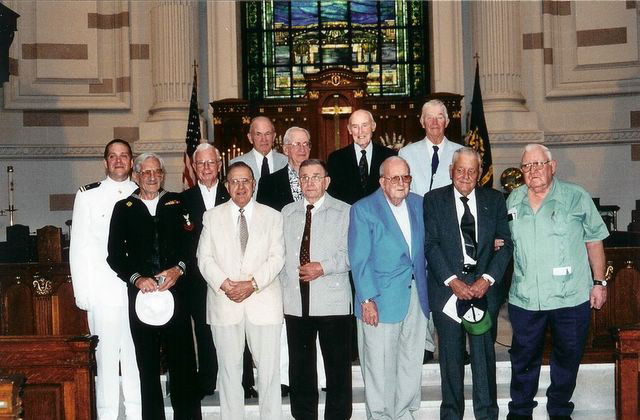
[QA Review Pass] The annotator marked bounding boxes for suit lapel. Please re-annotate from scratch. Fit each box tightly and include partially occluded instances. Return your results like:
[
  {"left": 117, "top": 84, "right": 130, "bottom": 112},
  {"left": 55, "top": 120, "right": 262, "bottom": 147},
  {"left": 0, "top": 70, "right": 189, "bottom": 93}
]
[
  {"left": 445, "top": 185, "right": 465, "bottom": 260},
  {"left": 475, "top": 187, "right": 490, "bottom": 253}
]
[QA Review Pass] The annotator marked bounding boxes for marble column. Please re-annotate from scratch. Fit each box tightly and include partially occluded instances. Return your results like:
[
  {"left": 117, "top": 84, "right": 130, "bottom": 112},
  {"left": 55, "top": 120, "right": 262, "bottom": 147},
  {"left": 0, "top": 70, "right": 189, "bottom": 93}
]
[
  {"left": 148, "top": 0, "right": 199, "bottom": 121},
  {"left": 471, "top": 0, "right": 541, "bottom": 135}
]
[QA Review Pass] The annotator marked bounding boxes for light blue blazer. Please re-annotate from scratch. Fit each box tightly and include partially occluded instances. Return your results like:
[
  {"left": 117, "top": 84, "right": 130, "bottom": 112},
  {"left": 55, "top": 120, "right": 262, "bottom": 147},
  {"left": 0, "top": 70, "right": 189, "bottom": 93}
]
[
  {"left": 398, "top": 137, "right": 463, "bottom": 196},
  {"left": 348, "top": 188, "right": 429, "bottom": 323}
]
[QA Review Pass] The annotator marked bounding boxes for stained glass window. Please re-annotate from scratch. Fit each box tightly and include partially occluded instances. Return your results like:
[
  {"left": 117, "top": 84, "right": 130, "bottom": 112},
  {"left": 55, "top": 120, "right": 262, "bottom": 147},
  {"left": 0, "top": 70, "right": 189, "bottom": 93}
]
[{"left": 242, "top": 1, "right": 430, "bottom": 100}]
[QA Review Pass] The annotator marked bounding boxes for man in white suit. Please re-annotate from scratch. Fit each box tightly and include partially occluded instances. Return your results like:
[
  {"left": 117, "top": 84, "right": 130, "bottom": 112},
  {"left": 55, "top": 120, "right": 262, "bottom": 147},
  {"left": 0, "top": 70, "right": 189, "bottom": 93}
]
[
  {"left": 399, "top": 99, "right": 463, "bottom": 361},
  {"left": 69, "top": 139, "right": 141, "bottom": 420},
  {"left": 229, "top": 116, "right": 288, "bottom": 191},
  {"left": 281, "top": 159, "right": 352, "bottom": 420},
  {"left": 197, "top": 161, "right": 285, "bottom": 420}
]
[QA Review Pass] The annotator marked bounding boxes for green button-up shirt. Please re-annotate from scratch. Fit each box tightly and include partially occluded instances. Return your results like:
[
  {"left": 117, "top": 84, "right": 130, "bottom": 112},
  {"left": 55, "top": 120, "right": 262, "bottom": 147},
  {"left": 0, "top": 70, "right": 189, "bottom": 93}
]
[{"left": 506, "top": 179, "right": 608, "bottom": 310}]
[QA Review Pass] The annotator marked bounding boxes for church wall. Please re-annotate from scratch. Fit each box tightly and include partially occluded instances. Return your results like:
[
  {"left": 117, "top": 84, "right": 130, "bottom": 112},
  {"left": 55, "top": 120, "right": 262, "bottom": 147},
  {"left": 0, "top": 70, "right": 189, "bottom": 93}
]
[{"left": 0, "top": 1, "right": 639, "bottom": 241}]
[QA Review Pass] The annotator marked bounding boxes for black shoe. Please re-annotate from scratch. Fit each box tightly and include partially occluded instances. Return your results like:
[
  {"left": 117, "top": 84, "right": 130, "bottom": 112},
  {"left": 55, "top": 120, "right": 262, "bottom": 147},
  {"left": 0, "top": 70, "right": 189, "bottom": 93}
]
[
  {"left": 549, "top": 416, "right": 572, "bottom": 420},
  {"left": 506, "top": 414, "right": 533, "bottom": 420},
  {"left": 463, "top": 350, "right": 471, "bottom": 365},
  {"left": 423, "top": 350, "right": 434, "bottom": 364},
  {"left": 244, "top": 386, "right": 258, "bottom": 399},
  {"left": 200, "top": 387, "right": 216, "bottom": 398},
  {"left": 281, "top": 384, "right": 290, "bottom": 397}
]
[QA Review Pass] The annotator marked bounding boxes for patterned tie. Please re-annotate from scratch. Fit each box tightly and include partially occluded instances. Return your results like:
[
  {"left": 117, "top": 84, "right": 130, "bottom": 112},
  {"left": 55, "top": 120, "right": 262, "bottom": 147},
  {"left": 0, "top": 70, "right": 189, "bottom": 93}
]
[
  {"left": 239, "top": 208, "right": 248, "bottom": 256},
  {"left": 299, "top": 204, "right": 314, "bottom": 316},
  {"left": 460, "top": 196, "right": 477, "bottom": 260},
  {"left": 430, "top": 145, "right": 439, "bottom": 191},
  {"left": 261, "top": 156, "right": 269, "bottom": 178},
  {"left": 358, "top": 149, "right": 368, "bottom": 189}
]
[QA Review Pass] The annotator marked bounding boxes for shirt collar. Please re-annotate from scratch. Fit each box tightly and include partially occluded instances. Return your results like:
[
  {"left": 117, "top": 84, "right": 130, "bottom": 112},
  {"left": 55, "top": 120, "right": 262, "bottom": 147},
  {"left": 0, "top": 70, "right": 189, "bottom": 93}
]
[
  {"left": 198, "top": 179, "right": 219, "bottom": 192},
  {"left": 353, "top": 141, "right": 373, "bottom": 156},
  {"left": 453, "top": 186, "right": 477, "bottom": 205},
  {"left": 303, "top": 193, "right": 326, "bottom": 212}
]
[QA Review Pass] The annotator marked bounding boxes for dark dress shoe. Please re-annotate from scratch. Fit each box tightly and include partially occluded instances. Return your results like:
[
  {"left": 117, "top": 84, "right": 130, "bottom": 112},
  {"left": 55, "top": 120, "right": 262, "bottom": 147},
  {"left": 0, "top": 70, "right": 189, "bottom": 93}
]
[
  {"left": 244, "top": 386, "right": 258, "bottom": 399},
  {"left": 200, "top": 387, "right": 216, "bottom": 398},
  {"left": 463, "top": 350, "right": 471, "bottom": 365},
  {"left": 281, "top": 384, "right": 290, "bottom": 397},
  {"left": 549, "top": 416, "right": 572, "bottom": 420},
  {"left": 506, "top": 413, "right": 533, "bottom": 420},
  {"left": 423, "top": 350, "right": 434, "bottom": 363}
]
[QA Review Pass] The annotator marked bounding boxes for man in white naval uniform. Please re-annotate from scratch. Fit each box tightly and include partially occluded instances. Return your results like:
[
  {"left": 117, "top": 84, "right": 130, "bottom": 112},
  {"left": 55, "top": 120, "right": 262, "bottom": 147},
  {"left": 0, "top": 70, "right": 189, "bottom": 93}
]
[{"left": 70, "top": 139, "right": 142, "bottom": 420}]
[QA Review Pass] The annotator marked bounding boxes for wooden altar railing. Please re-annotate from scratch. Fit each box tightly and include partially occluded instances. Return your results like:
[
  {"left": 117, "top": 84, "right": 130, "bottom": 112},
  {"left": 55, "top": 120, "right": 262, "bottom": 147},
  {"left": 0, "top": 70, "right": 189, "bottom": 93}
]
[
  {"left": 0, "top": 262, "right": 94, "bottom": 420},
  {"left": 613, "top": 324, "right": 640, "bottom": 420}
]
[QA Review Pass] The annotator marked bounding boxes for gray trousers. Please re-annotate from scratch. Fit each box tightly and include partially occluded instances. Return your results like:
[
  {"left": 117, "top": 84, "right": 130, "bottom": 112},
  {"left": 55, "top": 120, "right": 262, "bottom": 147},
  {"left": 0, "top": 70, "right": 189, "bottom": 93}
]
[{"left": 357, "top": 283, "right": 427, "bottom": 420}]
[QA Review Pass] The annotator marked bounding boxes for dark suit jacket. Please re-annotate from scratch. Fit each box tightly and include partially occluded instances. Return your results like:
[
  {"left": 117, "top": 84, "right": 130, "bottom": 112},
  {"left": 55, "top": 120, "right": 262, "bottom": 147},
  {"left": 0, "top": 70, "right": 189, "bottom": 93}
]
[
  {"left": 180, "top": 182, "right": 230, "bottom": 278},
  {"left": 327, "top": 143, "right": 397, "bottom": 205},
  {"left": 107, "top": 189, "right": 190, "bottom": 295},
  {"left": 256, "top": 165, "right": 294, "bottom": 211},
  {"left": 423, "top": 184, "right": 513, "bottom": 312}
]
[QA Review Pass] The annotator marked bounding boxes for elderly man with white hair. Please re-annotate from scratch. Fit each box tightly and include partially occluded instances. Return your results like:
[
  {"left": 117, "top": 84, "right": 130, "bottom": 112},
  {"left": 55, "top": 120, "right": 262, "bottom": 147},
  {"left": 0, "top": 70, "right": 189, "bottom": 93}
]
[
  {"left": 108, "top": 152, "right": 201, "bottom": 420},
  {"left": 505, "top": 144, "right": 608, "bottom": 420}
]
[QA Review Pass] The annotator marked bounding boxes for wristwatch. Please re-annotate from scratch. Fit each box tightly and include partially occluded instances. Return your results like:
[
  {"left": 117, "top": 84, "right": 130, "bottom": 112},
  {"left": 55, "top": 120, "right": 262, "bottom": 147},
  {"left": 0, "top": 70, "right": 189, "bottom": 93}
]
[
  {"left": 593, "top": 279, "right": 608, "bottom": 287},
  {"left": 361, "top": 298, "right": 374, "bottom": 305}
]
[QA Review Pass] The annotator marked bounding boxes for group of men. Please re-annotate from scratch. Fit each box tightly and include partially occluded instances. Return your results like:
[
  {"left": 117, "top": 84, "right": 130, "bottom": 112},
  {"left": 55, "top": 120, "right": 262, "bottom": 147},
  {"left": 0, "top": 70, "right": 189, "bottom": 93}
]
[{"left": 69, "top": 99, "right": 608, "bottom": 420}]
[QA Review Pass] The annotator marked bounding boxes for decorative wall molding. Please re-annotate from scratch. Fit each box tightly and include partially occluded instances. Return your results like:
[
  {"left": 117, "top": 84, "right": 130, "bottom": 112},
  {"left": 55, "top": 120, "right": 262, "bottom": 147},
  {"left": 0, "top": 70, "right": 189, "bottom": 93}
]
[
  {"left": 3, "top": 0, "right": 132, "bottom": 110},
  {"left": 543, "top": 1, "right": 640, "bottom": 98},
  {"left": 0, "top": 141, "right": 185, "bottom": 160},
  {"left": 490, "top": 128, "right": 640, "bottom": 146}
]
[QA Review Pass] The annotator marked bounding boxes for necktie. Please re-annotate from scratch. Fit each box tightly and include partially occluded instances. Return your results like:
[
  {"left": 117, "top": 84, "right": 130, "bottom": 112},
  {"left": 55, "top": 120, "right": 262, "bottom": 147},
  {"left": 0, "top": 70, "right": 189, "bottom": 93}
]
[
  {"left": 261, "top": 156, "right": 269, "bottom": 178},
  {"left": 430, "top": 145, "right": 439, "bottom": 190},
  {"left": 460, "top": 197, "right": 477, "bottom": 260},
  {"left": 239, "top": 208, "right": 248, "bottom": 256},
  {"left": 299, "top": 204, "right": 314, "bottom": 316},
  {"left": 359, "top": 150, "right": 368, "bottom": 189}
]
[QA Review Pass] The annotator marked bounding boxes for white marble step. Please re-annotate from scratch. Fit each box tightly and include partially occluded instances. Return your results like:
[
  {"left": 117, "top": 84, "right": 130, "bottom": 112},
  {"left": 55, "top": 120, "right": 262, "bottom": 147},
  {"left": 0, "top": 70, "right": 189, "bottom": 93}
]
[{"left": 160, "top": 362, "right": 615, "bottom": 420}]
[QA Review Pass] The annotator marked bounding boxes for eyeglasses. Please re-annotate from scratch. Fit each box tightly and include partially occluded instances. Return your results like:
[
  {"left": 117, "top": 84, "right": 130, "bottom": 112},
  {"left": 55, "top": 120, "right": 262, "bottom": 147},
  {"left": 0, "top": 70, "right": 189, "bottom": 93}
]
[
  {"left": 300, "top": 175, "right": 325, "bottom": 184},
  {"left": 286, "top": 141, "right": 311, "bottom": 149},
  {"left": 520, "top": 160, "right": 551, "bottom": 173},
  {"left": 381, "top": 175, "right": 412, "bottom": 185},
  {"left": 138, "top": 169, "right": 164, "bottom": 178},
  {"left": 195, "top": 159, "right": 221, "bottom": 168},
  {"left": 227, "top": 178, "right": 253, "bottom": 187}
]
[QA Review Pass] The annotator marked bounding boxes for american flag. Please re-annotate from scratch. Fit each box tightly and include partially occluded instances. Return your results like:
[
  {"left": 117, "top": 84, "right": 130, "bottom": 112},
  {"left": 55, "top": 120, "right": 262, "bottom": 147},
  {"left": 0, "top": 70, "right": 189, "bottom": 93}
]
[{"left": 182, "top": 68, "right": 200, "bottom": 189}]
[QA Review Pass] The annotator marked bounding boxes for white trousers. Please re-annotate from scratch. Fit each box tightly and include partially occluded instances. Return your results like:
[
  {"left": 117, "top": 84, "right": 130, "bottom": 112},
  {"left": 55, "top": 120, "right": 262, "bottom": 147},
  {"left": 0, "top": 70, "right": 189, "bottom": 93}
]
[
  {"left": 212, "top": 319, "right": 282, "bottom": 420},
  {"left": 358, "top": 283, "right": 427, "bottom": 420},
  {"left": 88, "top": 303, "right": 141, "bottom": 420}
]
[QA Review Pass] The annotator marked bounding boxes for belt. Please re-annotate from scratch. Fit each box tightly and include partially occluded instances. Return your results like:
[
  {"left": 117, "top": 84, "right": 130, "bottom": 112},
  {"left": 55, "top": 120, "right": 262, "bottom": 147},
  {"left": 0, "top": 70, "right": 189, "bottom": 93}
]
[{"left": 461, "top": 264, "right": 477, "bottom": 275}]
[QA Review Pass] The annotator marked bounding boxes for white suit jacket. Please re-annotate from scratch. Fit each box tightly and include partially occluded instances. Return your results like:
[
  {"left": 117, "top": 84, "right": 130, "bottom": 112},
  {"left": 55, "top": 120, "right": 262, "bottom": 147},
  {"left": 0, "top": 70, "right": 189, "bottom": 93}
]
[
  {"left": 280, "top": 194, "right": 352, "bottom": 317},
  {"left": 69, "top": 177, "right": 137, "bottom": 310},
  {"left": 398, "top": 137, "right": 463, "bottom": 196},
  {"left": 197, "top": 200, "right": 285, "bottom": 326}
]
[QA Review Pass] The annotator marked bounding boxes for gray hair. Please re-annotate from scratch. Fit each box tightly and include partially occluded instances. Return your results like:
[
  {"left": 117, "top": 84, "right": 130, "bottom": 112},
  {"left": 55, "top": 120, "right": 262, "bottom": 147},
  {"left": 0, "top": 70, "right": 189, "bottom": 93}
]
[
  {"left": 193, "top": 143, "right": 221, "bottom": 160},
  {"left": 299, "top": 158, "right": 328, "bottom": 176},
  {"left": 349, "top": 109, "right": 376, "bottom": 126},
  {"left": 451, "top": 147, "right": 482, "bottom": 168},
  {"left": 283, "top": 126, "right": 310, "bottom": 145},
  {"left": 379, "top": 156, "right": 410, "bottom": 177},
  {"left": 421, "top": 99, "right": 449, "bottom": 122},
  {"left": 134, "top": 152, "right": 165, "bottom": 173},
  {"left": 522, "top": 143, "right": 553, "bottom": 162}
]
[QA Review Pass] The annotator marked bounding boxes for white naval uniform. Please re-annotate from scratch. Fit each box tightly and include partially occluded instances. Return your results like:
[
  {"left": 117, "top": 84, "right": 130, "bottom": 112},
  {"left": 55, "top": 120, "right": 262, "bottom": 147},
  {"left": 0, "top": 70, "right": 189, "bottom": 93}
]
[{"left": 69, "top": 176, "right": 142, "bottom": 420}]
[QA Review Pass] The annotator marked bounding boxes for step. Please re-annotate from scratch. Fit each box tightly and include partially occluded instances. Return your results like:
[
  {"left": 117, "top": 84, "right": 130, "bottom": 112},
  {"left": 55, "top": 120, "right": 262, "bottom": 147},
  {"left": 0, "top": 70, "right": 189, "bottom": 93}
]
[{"left": 158, "top": 362, "right": 614, "bottom": 420}]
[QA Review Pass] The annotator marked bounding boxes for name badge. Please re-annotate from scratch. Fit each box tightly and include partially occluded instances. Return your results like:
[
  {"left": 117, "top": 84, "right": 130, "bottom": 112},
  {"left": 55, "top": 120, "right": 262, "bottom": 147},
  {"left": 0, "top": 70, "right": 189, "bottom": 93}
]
[
  {"left": 507, "top": 207, "right": 517, "bottom": 221},
  {"left": 552, "top": 266, "right": 572, "bottom": 276}
]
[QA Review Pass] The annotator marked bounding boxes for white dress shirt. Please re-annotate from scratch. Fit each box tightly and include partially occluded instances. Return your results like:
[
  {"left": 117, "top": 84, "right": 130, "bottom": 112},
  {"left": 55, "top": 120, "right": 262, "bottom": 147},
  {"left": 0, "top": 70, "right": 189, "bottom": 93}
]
[
  {"left": 353, "top": 141, "right": 373, "bottom": 173},
  {"left": 386, "top": 197, "right": 412, "bottom": 258},
  {"left": 198, "top": 180, "right": 219, "bottom": 211}
]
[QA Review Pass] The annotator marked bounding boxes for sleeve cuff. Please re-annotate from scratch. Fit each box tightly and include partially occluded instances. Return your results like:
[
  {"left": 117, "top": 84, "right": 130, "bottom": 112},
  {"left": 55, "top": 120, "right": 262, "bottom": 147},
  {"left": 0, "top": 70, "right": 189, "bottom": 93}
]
[
  {"left": 482, "top": 274, "right": 495, "bottom": 285},
  {"left": 129, "top": 273, "right": 141, "bottom": 285},
  {"left": 444, "top": 275, "right": 456, "bottom": 286},
  {"left": 177, "top": 261, "right": 186, "bottom": 275}
]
